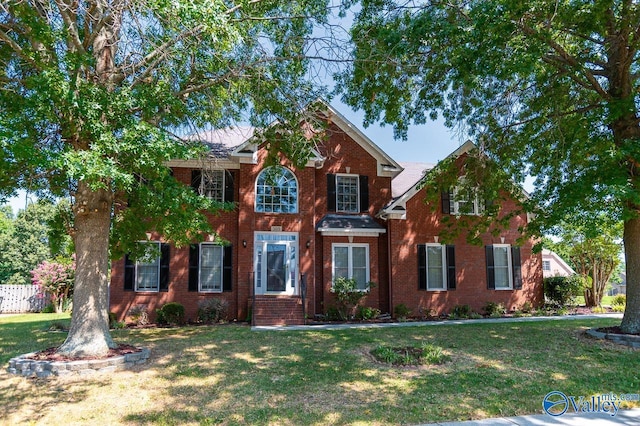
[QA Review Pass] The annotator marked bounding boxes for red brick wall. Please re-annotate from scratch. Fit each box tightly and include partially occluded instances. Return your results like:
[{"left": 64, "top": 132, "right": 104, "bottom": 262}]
[{"left": 388, "top": 187, "right": 543, "bottom": 317}]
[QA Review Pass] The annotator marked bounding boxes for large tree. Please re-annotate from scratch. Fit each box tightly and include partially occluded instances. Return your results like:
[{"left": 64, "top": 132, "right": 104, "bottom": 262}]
[
  {"left": 337, "top": 0, "right": 640, "bottom": 332},
  {"left": 1, "top": 0, "right": 331, "bottom": 356}
]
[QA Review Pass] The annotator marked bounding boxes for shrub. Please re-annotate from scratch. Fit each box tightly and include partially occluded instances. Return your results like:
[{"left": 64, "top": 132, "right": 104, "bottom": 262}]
[
  {"left": 156, "top": 302, "right": 185, "bottom": 325},
  {"left": 127, "top": 304, "right": 149, "bottom": 326},
  {"left": 41, "top": 303, "right": 56, "bottom": 313},
  {"left": 483, "top": 301, "right": 506, "bottom": 318},
  {"left": 449, "top": 304, "right": 473, "bottom": 319},
  {"left": 591, "top": 305, "right": 606, "bottom": 314},
  {"left": 356, "top": 306, "right": 381, "bottom": 320},
  {"left": 544, "top": 275, "right": 584, "bottom": 306},
  {"left": 330, "top": 277, "right": 374, "bottom": 320},
  {"left": 197, "top": 298, "right": 229, "bottom": 324},
  {"left": 612, "top": 304, "right": 625, "bottom": 312},
  {"left": 520, "top": 301, "right": 534, "bottom": 313},
  {"left": 325, "top": 306, "right": 341, "bottom": 321},
  {"left": 108, "top": 311, "right": 118, "bottom": 328},
  {"left": 611, "top": 294, "right": 626, "bottom": 307},
  {"left": 394, "top": 303, "right": 412, "bottom": 319}
]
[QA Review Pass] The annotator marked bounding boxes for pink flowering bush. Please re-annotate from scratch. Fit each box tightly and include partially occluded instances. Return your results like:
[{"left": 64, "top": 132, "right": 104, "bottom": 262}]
[{"left": 31, "top": 257, "right": 75, "bottom": 313}]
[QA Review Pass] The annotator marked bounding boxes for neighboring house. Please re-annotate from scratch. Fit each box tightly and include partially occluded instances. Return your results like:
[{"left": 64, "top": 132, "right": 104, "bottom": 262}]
[
  {"left": 541, "top": 249, "right": 575, "bottom": 278},
  {"left": 109, "top": 101, "right": 543, "bottom": 325}
]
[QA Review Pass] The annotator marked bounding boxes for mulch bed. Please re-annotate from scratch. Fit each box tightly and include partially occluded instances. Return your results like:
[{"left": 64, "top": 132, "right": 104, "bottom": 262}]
[
  {"left": 25, "top": 344, "right": 142, "bottom": 362},
  {"left": 596, "top": 326, "right": 640, "bottom": 336}
]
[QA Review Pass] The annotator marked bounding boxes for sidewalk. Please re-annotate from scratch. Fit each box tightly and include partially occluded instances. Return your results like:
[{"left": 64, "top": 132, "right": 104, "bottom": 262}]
[
  {"left": 419, "top": 408, "right": 640, "bottom": 425},
  {"left": 252, "top": 313, "right": 623, "bottom": 331}
]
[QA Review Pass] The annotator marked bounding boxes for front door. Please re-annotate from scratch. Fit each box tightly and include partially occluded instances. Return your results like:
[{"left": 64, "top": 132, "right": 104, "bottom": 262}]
[{"left": 255, "top": 232, "right": 298, "bottom": 295}]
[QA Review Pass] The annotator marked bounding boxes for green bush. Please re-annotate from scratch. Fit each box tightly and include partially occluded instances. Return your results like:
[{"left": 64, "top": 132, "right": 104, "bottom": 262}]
[
  {"left": 197, "top": 298, "right": 229, "bottom": 324},
  {"left": 520, "top": 301, "right": 534, "bottom": 313},
  {"left": 394, "top": 303, "right": 412, "bottom": 319},
  {"left": 156, "top": 302, "right": 185, "bottom": 325},
  {"left": 41, "top": 303, "right": 56, "bottom": 313},
  {"left": 544, "top": 275, "right": 584, "bottom": 306},
  {"left": 330, "top": 277, "right": 373, "bottom": 320},
  {"left": 483, "top": 301, "right": 506, "bottom": 317},
  {"left": 127, "top": 304, "right": 149, "bottom": 326},
  {"left": 356, "top": 306, "right": 381, "bottom": 320},
  {"left": 449, "top": 304, "right": 473, "bottom": 319},
  {"left": 325, "top": 306, "right": 341, "bottom": 321},
  {"left": 611, "top": 294, "right": 626, "bottom": 307}
]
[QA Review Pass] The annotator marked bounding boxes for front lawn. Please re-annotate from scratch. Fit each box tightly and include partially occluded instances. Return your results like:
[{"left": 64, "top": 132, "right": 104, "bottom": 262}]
[{"left": 1, "top": 314, "right": 638, "bottom": 425}]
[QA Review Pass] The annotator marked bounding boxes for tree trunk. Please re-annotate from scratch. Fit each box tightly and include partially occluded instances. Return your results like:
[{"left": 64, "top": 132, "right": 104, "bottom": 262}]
[
  {"left": 57, "top": 181, "right": 116, "bottom": 357},
  {"left": 621, "top": 217, "right": 640, "bottom": 333}
]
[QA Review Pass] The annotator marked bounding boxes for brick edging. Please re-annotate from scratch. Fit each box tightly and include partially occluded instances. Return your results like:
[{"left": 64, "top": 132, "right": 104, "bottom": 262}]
[{"left": 7, "top": 348, "right": 151, "bottom": 378}]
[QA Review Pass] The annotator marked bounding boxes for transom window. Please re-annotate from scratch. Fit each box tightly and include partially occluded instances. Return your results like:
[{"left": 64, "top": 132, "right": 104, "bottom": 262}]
[
  {"left": 135, "top": 242, "right": 161, "bottom": 292},
  {"left": 199, "top": 243, "right": 223, "bottom": 292},
  {"left": 255, "top": 166, "right": 298, "bottom": 213},
  {"left": 200, "top": 170, "right": 224, "bottom": 202},
  {"left": 332, "top": 243, "right": 370, "bottom": 291},
  {"left": 336, "top": 175, "right": 359, "bottom": 213}
]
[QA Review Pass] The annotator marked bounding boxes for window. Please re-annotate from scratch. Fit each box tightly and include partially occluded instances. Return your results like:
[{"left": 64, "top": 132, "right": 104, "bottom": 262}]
[
  {"left": 486, "top": 245, "right": 522, "bottom": 290},
  {"left": 200, "top": 170, "right": 224, "bottom": 202},
  {"left": 336, "top": 175, "right": 359, "bottom": 212},
  {"left": 188, "top": 244, "right": 233, "bottom": 293},
  {"left": 442, "top": 178, "right": 482, "bottom": 215},
  {"left": 542, "top": 260, "right": 551, "bottom": 271},
  {"left": 255, "top": 166, "right": 298, "bottom": 213},
  {"left": 191, "top": 169, "right": 234, "bottom": 203},
  {"left": 124, "top": 242, "right": 170, "bottom": 292},
  {"left": 199, "top": 244, "right": 223, "bottom": 292},
  {"left": 327, "top": 174, "right": 369, "bottom": 213},
  {"left": 418, "top": 244, "right": 456, "bottom": 291},
  {"left": 332, "top": 244, "right": 370, "bottom": 290}
]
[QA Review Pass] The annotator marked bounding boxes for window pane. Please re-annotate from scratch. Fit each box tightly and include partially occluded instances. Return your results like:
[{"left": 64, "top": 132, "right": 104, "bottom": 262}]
[
  {"left": 427, "top": 246, "right": 443, "bottom": 267},
  {"left": 494, "top": 268, "right": 510, "bottom": 288},
  {"left": 136, "top": 242, "right": 159, "bottom": 291},
  {"left": 200, "top": 245, "right": 222, "bottom": 291},
  {"left": 256, "top": 166, "right": 298, "bottom": 213},
  {"left": 334, "top": 247, "right": 349, "bottom": 268},
  {"left": 427, "top": 245, "right": 444, "bottom": 289},
  {"left": 352, "top": 247, "right": 367, "bottom": 268},
  {"left": 352, "top": 268, "right": 367, "bottom": 290},
  {"left": 428, "top": 268, "right": 444, "bottom": 289},
  {"left": 494, "top": 247, "right": 509, "bottom": 267},
  {"left": 336, "top": 175, "right": 359, "bottom": 212},
  {"left": 201, "top": 170, "right": 224, "bottom": 201}
]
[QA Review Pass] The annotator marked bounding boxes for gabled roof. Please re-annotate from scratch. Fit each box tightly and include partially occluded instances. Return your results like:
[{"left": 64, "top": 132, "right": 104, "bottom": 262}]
[
  {"left": 392, "top": 162, "right": 435, "bottom": 198},
  {"left": 191, "top": 127, "right": 256, "bottom": 157},
  {"left": 379, "top": 140, "right": 476, "bottom": 219}
]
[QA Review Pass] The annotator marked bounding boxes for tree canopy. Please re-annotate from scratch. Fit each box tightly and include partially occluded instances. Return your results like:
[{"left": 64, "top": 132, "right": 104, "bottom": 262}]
[
  {"left": 1, "top": 0, "right": 332, "bottom": 356},
  {"left": 337, "top": 0, "right": 640, "bottom": 332}
]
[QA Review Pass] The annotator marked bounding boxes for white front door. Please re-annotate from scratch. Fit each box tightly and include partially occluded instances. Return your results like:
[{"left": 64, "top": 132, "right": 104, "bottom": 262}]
[{"left": 254, "top": 232, "right": 298, "bottom": 295}]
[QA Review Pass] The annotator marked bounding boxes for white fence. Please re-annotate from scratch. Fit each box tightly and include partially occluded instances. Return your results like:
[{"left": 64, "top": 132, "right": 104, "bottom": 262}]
[{"left": 0, "top": 285, "right": 46, "bottom": 313}]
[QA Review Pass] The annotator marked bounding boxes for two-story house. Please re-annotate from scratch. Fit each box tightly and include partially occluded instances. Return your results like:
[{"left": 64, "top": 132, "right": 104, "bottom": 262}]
[{"left": 109, "top": 102, "right": 543, "bottom": 325}]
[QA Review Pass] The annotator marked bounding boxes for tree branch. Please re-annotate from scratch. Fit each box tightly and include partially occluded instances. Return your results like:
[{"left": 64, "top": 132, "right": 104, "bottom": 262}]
[{"left": 53, "top": 0, "right": 86, "bottom": 55}]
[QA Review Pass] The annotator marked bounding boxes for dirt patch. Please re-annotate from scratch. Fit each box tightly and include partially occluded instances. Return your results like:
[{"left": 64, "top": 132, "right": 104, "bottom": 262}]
[{"left": 25, "top": 344, "right": 142, "bottom": 362}]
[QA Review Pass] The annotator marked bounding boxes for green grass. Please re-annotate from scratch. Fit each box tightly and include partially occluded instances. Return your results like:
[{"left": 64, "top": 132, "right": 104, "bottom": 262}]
[
  {"left": 1, "top": 314, "right": 638, "bottom": 425},
  {"left": 574, "top": 295, "right": 617, "bottom": 306}
]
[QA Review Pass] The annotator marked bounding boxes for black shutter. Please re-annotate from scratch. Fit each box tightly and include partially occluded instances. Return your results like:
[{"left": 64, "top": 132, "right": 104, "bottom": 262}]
[
  {"left": 159, "top": 243, "right": 170, "bottom": 292},
  {"left": 191, "top": 170, "right": 202, "bottom": 194},
  {"left": 124, "top": 255, "right": 134, "bottom": 291},
  {"left": 446, "top": 245, "right": 456, "bottom": 290},
  {"left": 188, "top": 244, "right": 199, "bottom": 292},
  {"left": 441, "top": 190, "right": 451, "bottom": 214},
  {"left": 327, "top": 174, "right": 336, "bottom": 212},
  {"left": 512, "top": 246, "right": 523, "bottom": 289},
  {"left": 486, "top": 245, "right": 495, "bottom": 290},
  {"left": 418, "top": 244, "right": 427, "bottom": 290},
  {"left": 224, "top": 170, "right": 235, "bottom": 203},
  {"left": 223, "top": 245, "right": 233, "bottom": 292},
  {"left": 359, "top": 175, "right": 369, "bottom": 212}
]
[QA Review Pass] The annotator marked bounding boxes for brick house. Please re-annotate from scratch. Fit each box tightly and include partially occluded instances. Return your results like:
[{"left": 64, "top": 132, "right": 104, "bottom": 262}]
[{"left": 109, "top": 102, "right": 543, "bottom": 325}]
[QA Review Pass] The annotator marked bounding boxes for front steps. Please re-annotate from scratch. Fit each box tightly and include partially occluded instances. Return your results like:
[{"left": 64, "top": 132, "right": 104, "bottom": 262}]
[{"left": 252, "top": 295, "right": 305, "bottom": 326}]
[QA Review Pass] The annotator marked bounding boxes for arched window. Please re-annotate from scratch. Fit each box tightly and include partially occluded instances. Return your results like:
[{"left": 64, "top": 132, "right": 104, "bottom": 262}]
[{"left": 255, "top": 166, "right": 298, "bottom": 213}]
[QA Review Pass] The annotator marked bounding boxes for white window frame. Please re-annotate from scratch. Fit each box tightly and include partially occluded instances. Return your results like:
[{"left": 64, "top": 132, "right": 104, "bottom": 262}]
[
  {"left": 450, "top": 177, "right": 482, "bottom": 215},
  {"left": 199, "top": 169, "right": 225, "bottom": 202},
  {"left": 199, "top": 243, "right": 224, "bottom": 293},
  {"left": 135, "top": 241, "right": 161, "bottom": 292},
  {"left": 542, "top": 260, "right": 551, "bottom": 272},
  {"left": 336, "top": 174, "right": 360, "bottom": 213},
  {"left": 425, "top": 243, "right": 447, "bottom": 291},
  {"left": 331, "top": 243, "right": 370, "bottom": 291},
  {"left": 493, "top": 244, "right": 513, "bottom": 290},
  {"left": 255, "top": 166, "right": 298, "bottom": 213}
]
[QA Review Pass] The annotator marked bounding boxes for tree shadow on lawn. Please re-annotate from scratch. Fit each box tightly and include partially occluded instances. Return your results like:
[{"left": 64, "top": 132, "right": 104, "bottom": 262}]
[{"left": 120, "top": 319, "right": 639, "bottom": 425}]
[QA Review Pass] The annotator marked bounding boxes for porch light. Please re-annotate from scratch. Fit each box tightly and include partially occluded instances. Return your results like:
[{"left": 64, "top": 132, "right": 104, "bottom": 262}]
[
  {"left": 306, "top": 240, "right": 311, "bottom": 249},
  {"left": 243, "top": 239, "right": 247, "bottom": 248}
]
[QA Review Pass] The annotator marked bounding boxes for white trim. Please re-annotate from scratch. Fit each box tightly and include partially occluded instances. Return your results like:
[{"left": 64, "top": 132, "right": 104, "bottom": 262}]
[
  {"left": 318, "top": 229, "right": 386, "bottom": 237},
  {"left": 198, "top": 243, "right": 224, "bottom": 293},
  {"left": 492, "top": 244, "right": 513, "bottom": 290},
  {"left": 331, "top": 243, "right": 371, "bottom": 291},
  {"left": 425, "top": 243, "right": 447, "bottom": 291},
  {"left": 254, "top": 232, "right": 298, "bottom": 295}
]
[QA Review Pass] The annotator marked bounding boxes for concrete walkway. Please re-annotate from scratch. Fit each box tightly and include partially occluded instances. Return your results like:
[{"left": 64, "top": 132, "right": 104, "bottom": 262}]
[
  {"left": 252, "top": 313, "right": 623, "bottom": 331},
  {"left": 420, "top": 408, "right": 640, "bottom": 425}
]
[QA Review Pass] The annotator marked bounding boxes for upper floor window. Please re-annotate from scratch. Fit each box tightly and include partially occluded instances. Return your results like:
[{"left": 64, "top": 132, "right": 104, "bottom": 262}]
[
  {"left": 255, "top": 166, "right": 298, "bottom": 213},
  {"left": 442, "top": 178, "right": 482, "bottom": 215},
  {"left": 542, "top": 260, "right": 551, "bottom": 271},
  {"left": 191, "top": 169, "right": 234, "bottom": 203},
  {"left": 336, "top": 175, "right": 360, "bottom": 213},
  {"left": 327, "top": 173, "right": 369, "bottom": 213}
]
